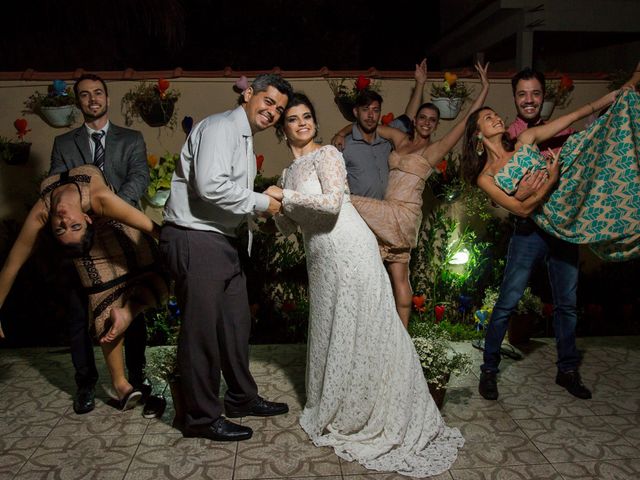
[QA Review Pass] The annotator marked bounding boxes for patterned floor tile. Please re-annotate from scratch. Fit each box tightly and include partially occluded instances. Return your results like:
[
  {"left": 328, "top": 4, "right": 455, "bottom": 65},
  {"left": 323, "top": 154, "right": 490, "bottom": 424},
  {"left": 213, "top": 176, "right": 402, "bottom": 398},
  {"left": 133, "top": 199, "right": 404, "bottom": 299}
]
[
  {"left": 585, "top": 385, "right": 640, "bottom": 415},
  {"left": 340, "top": 457, "right": 454, "bottom": 478},
  {"left": 453, "top": 419, "right": 548, "bottom": 469},
  {"left": 50, "top": 409, "right": 150, "bottom": 436},
  {"left": 0, "top": 436, "right": 43, "bottom": 479},
  {"left": 124, "top": 433, "right": 236, "bottom": 479},
  {"left": 552, "top": 458, "right": 640, "bottom": 479},
  {"left": 0, "top": 378, "right": 72, "bottom": 414},
  {"left": 516, "top": 416, "right": 640, "bottom": 463},
  {"left": 600, "top": 414, "right": 640, "bottom": 444},
  {"left": 441, "top": 390, "right": 512, "bottom": 424},
  {"left": 234, "top": 428, "right": 341, "bottom": 478},
  {"left": 14, "top": 434, "right": 142, "bottom": 479},
  {"left": 0, "top": 406, "right": 64, "bottom": 437},
  {"left": 497, "top": 383, "right": 596, "bottom": 419},
  {"left": 449, "top": 464, "right": 562, "bottom": 479},
  {"left": 241, "top": 408, "right": 304, "bottom": 431}
]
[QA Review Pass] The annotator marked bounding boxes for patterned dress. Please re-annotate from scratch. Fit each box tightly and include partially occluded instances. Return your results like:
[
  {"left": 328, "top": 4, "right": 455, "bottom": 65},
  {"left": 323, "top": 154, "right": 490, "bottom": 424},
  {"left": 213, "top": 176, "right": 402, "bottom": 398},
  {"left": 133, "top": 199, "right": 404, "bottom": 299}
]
[
  {"left": 275, "top": 145, "right": 463, "bottom": 477},
  {"left": 494, "top": 90, "right": 640, "bottom": 261},
  {"left": 40, "top": 165, "right": 165, "bottom": 338},
  {"left": 350, "top": 151, "right": 434, "bottom": 263}
]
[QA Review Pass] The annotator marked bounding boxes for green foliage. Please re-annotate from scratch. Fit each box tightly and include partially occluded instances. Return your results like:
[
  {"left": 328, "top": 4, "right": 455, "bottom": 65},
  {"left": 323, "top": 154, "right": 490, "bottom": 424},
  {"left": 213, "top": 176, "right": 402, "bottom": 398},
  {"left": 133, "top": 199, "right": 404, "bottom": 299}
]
[
  {"left": 482, "top": 286, "right": 543, "bottom": 317},
  {"left": 410, "top": 321, "right": 473, "bottom": 389},
  {"left": 409, "top": 316, "right": 482, "bottom": 341},
  {"left": 146, "top": 153, "right": 178, "bottom": 197},
  {"left": 24, "top": 87, "right": 76, "bottom": 111},
  {"left": 145, "top": 346, "right": 178, "bottom": 383},
  {"left": 430, "top": 77, "right": 472, "bottom": 102},
  {"left": 121, "top": 81, "right": 180, "bottom": 129}
]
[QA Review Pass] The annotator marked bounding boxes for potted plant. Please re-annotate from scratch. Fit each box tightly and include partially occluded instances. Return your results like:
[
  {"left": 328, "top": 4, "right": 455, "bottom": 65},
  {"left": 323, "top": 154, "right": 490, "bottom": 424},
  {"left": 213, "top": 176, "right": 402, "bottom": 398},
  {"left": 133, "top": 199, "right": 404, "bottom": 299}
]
[
  {"left": 541, "top": 74, "right": 574, "bottom": 120},
  {"left": 24, "top": 80, "right": 77, "bottom": 127},
  {"left": 145, "top": 345, "right": 184, "bottom": 428},
  {"left": 0, "top": 119, "right": 32, "bottom": 165},
  {"left": 482, "top": 286, "right": 543, "bottom": 345},
  {"left": 428, "top": 151, "right": 464, "bottom": 203},
  {"left": 145, "top": 153, "right": 178, "bottom": 207},
  {"left": 328, "top": 75, "right": 382, "bottom": 122},
  {"left": 121, "top": 79, "right": 180, "bottom": 129},
  {"left": 430, "top": 72, "right": 472, "bottom": 120},
  {"left": 411, "top": 323, "right": 472, "bottom": 409}
]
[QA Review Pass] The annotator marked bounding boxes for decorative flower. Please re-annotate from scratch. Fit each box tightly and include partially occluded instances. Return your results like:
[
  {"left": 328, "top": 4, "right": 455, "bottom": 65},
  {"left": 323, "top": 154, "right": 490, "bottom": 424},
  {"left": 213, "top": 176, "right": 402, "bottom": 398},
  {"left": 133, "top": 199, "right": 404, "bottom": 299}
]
[
  {"left": 381, "top": 112, "right": 394, "bottom": 125},
  {"left": 434, "top": 305, "right": 445, "bottom": 323},
  {"left": 235, "top": 75, "right": 249, "bottom": 92},
  {"left": 430, "top": 73, "right": 472, "bottom": 101},
  {"left": 147, "top": 154, "right": 159, "bottom": 168},
  {"left": 24, "top": 81, "right": 76, "bottom": 112},
  {"left": 545, "top": 74, "right": 575, "bottom": 109},
  {"left": 256, "top": 154, "right": 265, "bottom": 172},
  {"left": 13, "top": 118, "right": 30, "bottom": 141},
  {"left": 474, "top": 309, "right": 489, "bottom": 329},
  {"left": 412, "top": 293, "right": 426, "bottom": 312},
  {"left": 156, "top": 79, "right": 170, "bottom": 100},
  {"left": 444, "top": 72, "right": 458, "bottom": 86},
  {"left": 428, "top": 152, "right": 463, "bottom": 202},
  {"left": 282, "top": 300, "right": 296, "bottom": 313},
  {"left": 355, "top": 75, "right": 371, "bottom": 91}
]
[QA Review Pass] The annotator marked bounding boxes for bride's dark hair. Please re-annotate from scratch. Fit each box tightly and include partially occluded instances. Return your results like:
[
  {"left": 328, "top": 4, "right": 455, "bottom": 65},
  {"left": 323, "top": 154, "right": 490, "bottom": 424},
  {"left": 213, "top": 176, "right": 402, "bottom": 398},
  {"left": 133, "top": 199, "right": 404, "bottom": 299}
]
[{"left": 275, "top": 92, "right": 319, "bottom": 142}]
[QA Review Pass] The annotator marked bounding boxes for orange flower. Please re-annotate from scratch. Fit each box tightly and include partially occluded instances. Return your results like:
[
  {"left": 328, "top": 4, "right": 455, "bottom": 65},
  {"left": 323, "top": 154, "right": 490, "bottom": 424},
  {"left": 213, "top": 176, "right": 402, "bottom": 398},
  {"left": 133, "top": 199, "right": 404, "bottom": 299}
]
[
  {"left": 444, "top": 72, "right": 457, "bottom": 86},
  {"left": 436, "top": 159, "right": 447, "bottom": 174},
  {"left": 147, "top": 154, "right": 159, "bottom": 168}
]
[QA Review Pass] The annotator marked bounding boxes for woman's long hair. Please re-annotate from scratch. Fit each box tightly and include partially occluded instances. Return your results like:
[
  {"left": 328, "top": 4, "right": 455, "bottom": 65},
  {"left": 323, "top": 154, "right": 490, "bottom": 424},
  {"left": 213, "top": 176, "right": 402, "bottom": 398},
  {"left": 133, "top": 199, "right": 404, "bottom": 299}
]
[{"left": 461, "top": 107, "right": 514, "bottom": 185}]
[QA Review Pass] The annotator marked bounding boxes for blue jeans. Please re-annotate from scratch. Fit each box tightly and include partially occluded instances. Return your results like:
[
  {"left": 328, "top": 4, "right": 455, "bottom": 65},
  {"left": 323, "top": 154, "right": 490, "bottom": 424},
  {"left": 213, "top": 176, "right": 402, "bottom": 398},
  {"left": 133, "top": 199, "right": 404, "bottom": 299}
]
[{"left": 482, "top": 218, "right": 580, "bottom": 374}]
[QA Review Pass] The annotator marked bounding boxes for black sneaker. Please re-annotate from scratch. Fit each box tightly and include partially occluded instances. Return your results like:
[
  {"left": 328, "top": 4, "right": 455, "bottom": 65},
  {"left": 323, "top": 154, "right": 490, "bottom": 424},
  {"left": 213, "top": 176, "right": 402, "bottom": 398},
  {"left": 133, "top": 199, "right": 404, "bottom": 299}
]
[
  {"left": 556, "top": 370, "right": 592, "bottom": 399},
  {"left": 142, "top": 394, "right": 167, "bottom": 419},
  {"left": 479, "top": 370, "right": 499, "bottom": 400}
]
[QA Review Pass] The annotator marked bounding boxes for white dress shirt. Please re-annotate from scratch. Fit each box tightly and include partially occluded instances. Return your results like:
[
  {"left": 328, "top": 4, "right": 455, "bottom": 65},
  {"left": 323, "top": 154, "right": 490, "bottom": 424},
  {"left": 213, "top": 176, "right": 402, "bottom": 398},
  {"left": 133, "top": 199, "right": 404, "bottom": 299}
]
[{"left": 163, "top": 106, "right": 270, "bottom": 237}]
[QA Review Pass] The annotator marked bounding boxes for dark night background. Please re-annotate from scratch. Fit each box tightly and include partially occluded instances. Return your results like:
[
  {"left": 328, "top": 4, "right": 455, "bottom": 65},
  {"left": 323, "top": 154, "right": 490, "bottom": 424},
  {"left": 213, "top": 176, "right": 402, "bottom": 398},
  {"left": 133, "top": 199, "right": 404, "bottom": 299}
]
[{"left": 2, "top": 0, "right": 439, "bottom": 72}]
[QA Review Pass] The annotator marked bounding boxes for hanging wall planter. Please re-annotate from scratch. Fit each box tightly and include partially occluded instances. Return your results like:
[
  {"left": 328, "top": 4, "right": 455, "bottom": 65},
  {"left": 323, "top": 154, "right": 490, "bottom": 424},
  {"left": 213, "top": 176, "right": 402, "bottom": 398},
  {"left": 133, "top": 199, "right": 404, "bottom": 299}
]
[
  {"left": 430, "top": 97, "right": 463, "bottom": 120},
  {"left": 334, "top": 96, "right": 356, "bottom": 122},
  {"left": 39, "top": 105, "right": 77, "bottom": 128},
  {"left": 139, "top": 99, "right": 177, "bottom": 128},
  {"left": 540, "top": 100, "right": 556, "bottom": 120}
]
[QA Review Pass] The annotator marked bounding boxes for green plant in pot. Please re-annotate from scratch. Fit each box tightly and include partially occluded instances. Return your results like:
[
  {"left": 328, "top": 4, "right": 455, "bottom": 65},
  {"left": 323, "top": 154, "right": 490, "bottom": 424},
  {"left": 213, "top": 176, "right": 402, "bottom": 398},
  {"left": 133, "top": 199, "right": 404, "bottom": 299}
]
[
  {"left": 411, "top": 322, "right": 472, "bottom": 409},
  {"left": 482, "top": 286, "right": 543, "bottom": 345},
  {"left": 0, "top": 119, "right": 32, "bottom": 165},
  {"left": 145, "top": 153, "right": 178, "bottom": 207},
  {"left": 121, "top": 79, "right": 180, "bottom": 129},
  {"left": 145, "top": 345, "right": 184, "bottom": 427},
  {"left": 430, "top": 72, "right": 472, "bottom": 120},
  {"left": 24, "top": 80, "right": 77, "bottom": 127}
]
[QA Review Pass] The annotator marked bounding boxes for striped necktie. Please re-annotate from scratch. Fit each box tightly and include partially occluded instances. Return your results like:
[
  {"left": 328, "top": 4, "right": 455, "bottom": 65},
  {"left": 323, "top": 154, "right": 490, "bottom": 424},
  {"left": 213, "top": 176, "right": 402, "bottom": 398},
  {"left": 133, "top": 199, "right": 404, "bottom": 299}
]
[{"left": 92, "top": 131, "right": 105, "bottom": 170}]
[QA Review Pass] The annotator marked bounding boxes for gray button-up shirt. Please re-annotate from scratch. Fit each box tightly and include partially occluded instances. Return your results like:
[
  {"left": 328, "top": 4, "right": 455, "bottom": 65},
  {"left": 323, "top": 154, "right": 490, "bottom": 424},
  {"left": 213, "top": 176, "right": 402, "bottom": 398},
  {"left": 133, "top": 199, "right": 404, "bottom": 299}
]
[
  {"left": 342, "top": 117, "right": 408, "bottom": 199},
  {"left": 163, "top": 106, "right": 270, "bottom": 236}
]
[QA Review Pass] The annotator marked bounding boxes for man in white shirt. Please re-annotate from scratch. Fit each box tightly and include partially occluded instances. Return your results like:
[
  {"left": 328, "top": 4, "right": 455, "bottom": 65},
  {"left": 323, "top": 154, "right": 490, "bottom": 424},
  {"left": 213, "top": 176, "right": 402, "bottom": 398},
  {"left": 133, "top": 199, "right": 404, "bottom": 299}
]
[{"left": 161, "top": 74, "right": 293, "bottom": 441}]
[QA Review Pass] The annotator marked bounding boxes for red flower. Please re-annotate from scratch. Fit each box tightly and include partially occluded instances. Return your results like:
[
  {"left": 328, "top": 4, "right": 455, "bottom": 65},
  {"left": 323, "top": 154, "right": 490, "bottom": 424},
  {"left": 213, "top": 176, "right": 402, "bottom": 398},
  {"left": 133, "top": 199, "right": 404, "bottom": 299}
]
[
  {"left": 434, "top": 305, "right": 445, "bottom": 323},
  {"left": 436, "top": 160, "right": 447, "bottom": 174},
  {"left": 256, "top": 154, "right": 264, "bottom": 172},
  {"left": 13, "top": 118, "right": 30, "bottom": 141},
  {"left": 412, "top": 293, "right": 426, "bottom": 310},
  {"left": 559, "top": 74, "right": 573, "bottom": 91},
  {"left": 157, "top": 79, "right": 170, "bottom": 99},
  {"left": 282, "top": 300, "right": 296, "bottom": 313},
  {"left": 381, "top": 112, "right": 394, "bottom": 125},
  {"left": 355, "top": 75, "right": 371, "bottom": 91}
]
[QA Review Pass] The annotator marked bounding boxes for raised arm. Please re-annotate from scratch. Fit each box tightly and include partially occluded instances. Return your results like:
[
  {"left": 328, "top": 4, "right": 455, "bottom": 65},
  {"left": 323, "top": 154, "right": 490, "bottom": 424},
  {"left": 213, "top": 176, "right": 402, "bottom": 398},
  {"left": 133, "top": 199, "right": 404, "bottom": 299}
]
[
  {"left": 91, "top": 177, "right": 159, "bottom": 238},
  {"left": 0, "top": 201, "right": 48, "bottom": 337},
  {"left": 376, "top": 124, "right": 409, "bottom": 149},
  {"left": 404, "top": 58, "right": 428, "bottom": 120},
  {"left": 425, "top": 62, "right": 490, "bottom": 167},
  {"left": 621, "top": 61, "right": 640, "bottom": 90},
  {"left": 518, "top": 89, "right": 618, "bottom": 146}
]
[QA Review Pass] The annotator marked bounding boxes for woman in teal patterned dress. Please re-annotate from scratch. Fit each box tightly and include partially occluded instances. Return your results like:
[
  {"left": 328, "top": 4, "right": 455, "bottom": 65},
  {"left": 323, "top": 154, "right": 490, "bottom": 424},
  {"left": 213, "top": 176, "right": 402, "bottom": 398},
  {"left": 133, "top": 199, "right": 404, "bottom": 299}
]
[{"left": 461, "top": 82, "right": 639, "bottom": 261}]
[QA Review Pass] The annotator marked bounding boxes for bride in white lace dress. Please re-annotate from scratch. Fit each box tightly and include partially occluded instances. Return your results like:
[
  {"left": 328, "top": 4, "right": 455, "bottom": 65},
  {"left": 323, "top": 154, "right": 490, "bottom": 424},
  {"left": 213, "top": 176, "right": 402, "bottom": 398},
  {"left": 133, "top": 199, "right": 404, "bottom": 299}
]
[{"left": 264, "top": 93, "right": 463, "bottom": 477}]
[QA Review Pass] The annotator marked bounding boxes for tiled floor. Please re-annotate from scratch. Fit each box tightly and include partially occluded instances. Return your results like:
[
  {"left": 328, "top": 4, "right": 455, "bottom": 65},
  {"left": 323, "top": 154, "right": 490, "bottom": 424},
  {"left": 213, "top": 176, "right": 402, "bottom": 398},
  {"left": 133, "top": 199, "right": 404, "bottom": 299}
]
[{"left": 1, "top": 336, "right": 640, "bottom": 479}]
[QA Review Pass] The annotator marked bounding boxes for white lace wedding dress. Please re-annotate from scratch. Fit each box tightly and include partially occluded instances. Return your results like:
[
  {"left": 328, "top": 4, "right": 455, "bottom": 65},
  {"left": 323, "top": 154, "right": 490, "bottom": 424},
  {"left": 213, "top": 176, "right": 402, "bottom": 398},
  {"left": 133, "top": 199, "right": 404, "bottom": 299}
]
[{"left": 275, "top": 145, "right": 464, "bottom": 477}]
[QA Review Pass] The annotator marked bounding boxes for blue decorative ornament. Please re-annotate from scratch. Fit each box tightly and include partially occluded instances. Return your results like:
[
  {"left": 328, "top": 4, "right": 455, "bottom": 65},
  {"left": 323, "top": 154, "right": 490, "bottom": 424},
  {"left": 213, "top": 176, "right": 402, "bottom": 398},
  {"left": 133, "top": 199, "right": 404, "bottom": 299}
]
[
  {"left": 52, "top": 80, "right": 68, "bottom": 96},
  {"left": 474, "top": 309, "right": 489, "bottom": 327},
  {"left": 181, "top": 116, "right": 193, "bottom": 136}
]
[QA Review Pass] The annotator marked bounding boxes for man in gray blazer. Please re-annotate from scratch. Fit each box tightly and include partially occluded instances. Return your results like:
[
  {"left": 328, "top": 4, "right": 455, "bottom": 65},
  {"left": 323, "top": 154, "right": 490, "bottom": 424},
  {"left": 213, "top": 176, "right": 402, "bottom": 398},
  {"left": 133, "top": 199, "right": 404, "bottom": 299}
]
[{"left": 49, "top": 73, "right": 158, "bottom": 416}]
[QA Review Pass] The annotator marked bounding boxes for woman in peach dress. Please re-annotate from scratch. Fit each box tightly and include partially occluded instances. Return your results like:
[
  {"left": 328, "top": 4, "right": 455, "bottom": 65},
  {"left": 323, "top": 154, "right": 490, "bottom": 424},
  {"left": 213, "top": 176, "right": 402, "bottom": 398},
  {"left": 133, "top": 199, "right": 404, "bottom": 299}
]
[{"left": 351, "top": 63, "right": 489, "bottom": 327}]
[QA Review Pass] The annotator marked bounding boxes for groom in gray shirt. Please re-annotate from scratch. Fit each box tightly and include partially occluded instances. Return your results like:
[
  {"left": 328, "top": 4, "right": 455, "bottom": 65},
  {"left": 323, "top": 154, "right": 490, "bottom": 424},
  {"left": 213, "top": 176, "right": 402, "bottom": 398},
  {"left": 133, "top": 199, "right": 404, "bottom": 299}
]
[{"left": 160, "top": 74, "right": 293, "bottom": 442}]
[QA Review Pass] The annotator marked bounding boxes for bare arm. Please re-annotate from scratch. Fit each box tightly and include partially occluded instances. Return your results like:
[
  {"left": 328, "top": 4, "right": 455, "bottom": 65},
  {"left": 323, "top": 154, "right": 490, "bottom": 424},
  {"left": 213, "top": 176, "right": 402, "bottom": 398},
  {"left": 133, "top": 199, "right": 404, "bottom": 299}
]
[
  {"left": 425, "top": 62, "right": 490, "bottom": 167},
  {"left": 331, "top": 123, "right": 353, "bottom": 151},
  {"left": 621, "top": 61, "right": 640, "bottom": 90},
  {"left": 518, "top": 90, "right": 618, "bottom": 146},
  {"left": 0, "top": 201, "right": 48, "bottom": 337},
  {"left": 376, "top": 124, "right": 409, "bottom": 149},
  {"left": 91, "top": 178, "right": 159, "bottom": 238},
  {"left": 404, "top": 58, "right": 427, "bottom": 120},
  {"left": 477, "top": 150, "right": 560, "bottom": 217}
]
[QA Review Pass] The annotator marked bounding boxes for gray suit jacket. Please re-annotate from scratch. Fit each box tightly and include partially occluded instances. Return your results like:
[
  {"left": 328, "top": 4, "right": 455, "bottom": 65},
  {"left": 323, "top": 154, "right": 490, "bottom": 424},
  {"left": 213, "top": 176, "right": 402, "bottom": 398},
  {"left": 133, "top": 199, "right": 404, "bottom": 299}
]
[{"left": 49, "top": 123, "right": 149, "bottom": 205}]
